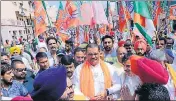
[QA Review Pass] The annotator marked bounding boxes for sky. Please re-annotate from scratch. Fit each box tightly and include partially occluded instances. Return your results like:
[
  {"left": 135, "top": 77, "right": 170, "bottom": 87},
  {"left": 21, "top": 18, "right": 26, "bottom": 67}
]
[{"left": 47, "top": 1, "right": 108, "bottom": 9}]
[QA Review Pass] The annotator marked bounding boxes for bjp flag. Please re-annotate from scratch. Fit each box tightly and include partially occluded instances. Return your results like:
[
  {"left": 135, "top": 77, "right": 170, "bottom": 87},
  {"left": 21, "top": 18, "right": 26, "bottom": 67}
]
[{"left": 33, "top": 1, "right": 47, "bottom": 36}]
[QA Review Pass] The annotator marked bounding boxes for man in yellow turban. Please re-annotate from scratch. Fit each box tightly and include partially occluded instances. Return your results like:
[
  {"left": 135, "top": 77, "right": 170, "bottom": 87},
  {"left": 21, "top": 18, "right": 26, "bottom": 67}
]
[{"left": 10, "top": 46, "right": 21, "bottom": 56}]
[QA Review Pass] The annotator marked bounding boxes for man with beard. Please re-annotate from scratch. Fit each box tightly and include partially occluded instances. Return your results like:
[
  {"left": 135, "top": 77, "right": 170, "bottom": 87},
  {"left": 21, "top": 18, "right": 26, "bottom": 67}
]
[
  {"left": 46, "top": 36, "right": 59, "bottom": 67},
  {"left": 61, "top": 55, "right": 75, "bottom": 79},
  {"left": 134, "top": 39, "right": 147, "bottom": 56},
  {"left": 73, "top": 47, "right": 85, "bottom": 67},
  {"left": 102, "top": 35, "right": 117, "bottom": 64},
  {"left": 1, "top": 52, "right": 11, "bottom": 64},
  {"left": 73, "top": 43, "right": 121, "bottom": 100},
  {"left": 149, "top": 49, "right": 175, "bottom": 100},
  {"left": 11, "top": 59, "right": 34, "bottom": 93},
  {"left": 1, "top": 62, "right": 29, "bottom": 98},
  {"left": 36, "top": 52, "right": 50, "bottom": 76}
]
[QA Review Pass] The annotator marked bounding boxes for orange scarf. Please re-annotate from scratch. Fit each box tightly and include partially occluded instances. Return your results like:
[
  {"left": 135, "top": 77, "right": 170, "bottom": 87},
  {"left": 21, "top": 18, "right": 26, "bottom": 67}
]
[
  {"left": 166, "top": 63, "right": 176, "bottom": 88},
  {"left": 80, "top": 60, "right": 112, "bottom": 98}
]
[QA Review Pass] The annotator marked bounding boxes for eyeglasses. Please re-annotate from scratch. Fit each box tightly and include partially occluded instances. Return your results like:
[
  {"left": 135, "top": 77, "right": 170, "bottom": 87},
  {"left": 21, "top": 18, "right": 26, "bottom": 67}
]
[{"left": 15, "top": 68, "right": 27, "bottom": 72}]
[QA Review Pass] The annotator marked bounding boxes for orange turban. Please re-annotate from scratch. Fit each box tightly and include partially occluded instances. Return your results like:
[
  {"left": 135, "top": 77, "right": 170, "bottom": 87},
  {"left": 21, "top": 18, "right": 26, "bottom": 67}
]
[
  {"left": 134, "top": 39, "right": 147, "bottom": 52},
  {"left": 10, "top": 46, "right": 21, "bottom": 55}
]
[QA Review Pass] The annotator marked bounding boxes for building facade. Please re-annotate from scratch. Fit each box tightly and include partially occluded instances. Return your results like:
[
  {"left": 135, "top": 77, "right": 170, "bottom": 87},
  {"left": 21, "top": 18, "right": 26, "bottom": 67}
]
[{"left": 1, "top": 1, "right": 34, "bottom": 44}]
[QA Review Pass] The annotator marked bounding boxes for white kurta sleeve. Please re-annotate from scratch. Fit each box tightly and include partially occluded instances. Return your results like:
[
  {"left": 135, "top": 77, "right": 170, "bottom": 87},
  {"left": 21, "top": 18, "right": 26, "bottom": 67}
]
[{"left": 106, "top": 63, "right": 122, "bottom": 95}]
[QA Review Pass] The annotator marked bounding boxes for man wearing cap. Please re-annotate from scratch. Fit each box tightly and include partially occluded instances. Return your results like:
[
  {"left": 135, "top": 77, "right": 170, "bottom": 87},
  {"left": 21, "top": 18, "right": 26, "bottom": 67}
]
[
  {"left": 56, "top": 49, "right": 66, "bottom": 65},
  {"left": 73, "top": 43, "right": 121, "bottom": 100}
]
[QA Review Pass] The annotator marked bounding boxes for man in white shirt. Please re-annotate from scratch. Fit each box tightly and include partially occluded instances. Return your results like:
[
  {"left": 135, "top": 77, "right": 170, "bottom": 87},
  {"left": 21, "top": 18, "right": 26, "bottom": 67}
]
[
  {"left": 73, "top": 43, "right": 121, "bottom": 100},
  {"left": 120, "top": 55, "right": 142, "bottom": 100},
  {"left": 46, "top": 37, "right": 59, "bottom": 67}
]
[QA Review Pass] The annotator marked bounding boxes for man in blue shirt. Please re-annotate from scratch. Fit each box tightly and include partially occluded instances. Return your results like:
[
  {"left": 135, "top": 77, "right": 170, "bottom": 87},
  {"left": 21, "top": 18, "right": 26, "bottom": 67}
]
[
  {"left": 1, "top": 62, "right": 28, "bottom": 98},
  {"left": 11, "top": 59, "right": 35, "bottom": 94}
]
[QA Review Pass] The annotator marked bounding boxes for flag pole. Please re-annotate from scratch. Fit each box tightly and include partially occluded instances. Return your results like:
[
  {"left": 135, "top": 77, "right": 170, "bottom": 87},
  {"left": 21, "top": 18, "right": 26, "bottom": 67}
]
[{"left": 42, "top": 0, "right": 52, "bottom": 28}]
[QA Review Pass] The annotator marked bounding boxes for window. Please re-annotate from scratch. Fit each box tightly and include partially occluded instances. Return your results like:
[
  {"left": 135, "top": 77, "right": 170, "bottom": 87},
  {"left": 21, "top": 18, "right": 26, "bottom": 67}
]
[
  {"left": 28, "top": 29, "right": 30, "bottom": 33},
  {"left": 19, "top": 30, "right": 22, "bottom": 36},
  {"left": 13, "top": 31, "right": 17, "bottom": 36},
  {"left": 27, "top": 19, "right": 30, "bottom": 25}
]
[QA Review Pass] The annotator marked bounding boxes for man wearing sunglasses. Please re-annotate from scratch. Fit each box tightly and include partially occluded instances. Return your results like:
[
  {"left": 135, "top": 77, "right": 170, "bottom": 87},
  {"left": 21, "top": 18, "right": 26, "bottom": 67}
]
[
  {"left": 1, "top": 62, "right": 29, "bottom": 98},
  {"left": 11, "top": 59, "right": 34, "bottom": 94}
]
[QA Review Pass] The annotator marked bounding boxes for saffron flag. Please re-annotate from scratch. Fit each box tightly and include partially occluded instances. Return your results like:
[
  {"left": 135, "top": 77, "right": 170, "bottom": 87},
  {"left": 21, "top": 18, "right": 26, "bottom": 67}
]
[
  {"left": 134, "top": 1, "right": 155, "bottom": 46},
  {"left": 33, "top": 1, "right": 47, "bottom": 36},
  {"left": 65, "top": 1, "right": 79, "bottom": 28},
  {"left": 118, "top": 1, "right": 127, "bottom": 33},
  {"left": 55, "top": 1, "right": 67, "bottom": 31}
]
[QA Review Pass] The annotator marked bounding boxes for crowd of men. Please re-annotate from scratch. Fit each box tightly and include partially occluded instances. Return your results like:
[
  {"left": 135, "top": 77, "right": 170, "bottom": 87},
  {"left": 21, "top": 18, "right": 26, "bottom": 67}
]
[{"left": 1, "top": 27, "right": 176, "bottom": 100}]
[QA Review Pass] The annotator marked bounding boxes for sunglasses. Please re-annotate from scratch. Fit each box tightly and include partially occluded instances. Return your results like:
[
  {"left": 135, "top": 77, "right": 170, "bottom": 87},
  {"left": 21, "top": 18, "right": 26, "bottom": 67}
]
[
  {"left": 13, "top": 52, "right": 18, "bottom": 54},
  {"left": 15, "top": 68, "right": 27, "bottom": 72},
  {"left": 126, "top": 47, "right": 131, "bottom": 50}
]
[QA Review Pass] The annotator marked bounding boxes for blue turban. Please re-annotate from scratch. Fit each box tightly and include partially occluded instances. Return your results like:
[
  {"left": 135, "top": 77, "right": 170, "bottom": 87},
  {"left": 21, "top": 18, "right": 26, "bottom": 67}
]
[{"left": 31, "top": 66, "right": 67, "bottom": 101}]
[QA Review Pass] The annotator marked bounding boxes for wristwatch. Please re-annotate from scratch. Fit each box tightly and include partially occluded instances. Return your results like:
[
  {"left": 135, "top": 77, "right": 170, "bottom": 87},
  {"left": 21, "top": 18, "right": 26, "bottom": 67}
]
[{"left": 106, "top": 89, "right": 110, "bottom": 96}]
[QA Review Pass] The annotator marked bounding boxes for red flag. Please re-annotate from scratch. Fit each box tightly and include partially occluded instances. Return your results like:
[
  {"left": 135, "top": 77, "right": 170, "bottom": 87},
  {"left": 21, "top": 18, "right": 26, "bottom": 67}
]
[{"left": 153, "top": 1, "right": 162, "bottom": 26}]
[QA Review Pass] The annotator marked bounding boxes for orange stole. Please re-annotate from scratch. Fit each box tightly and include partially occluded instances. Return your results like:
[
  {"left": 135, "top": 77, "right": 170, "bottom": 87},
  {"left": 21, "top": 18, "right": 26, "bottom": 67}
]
[{"left": 80, "top": 60, "right": 112, "bottom": 98}]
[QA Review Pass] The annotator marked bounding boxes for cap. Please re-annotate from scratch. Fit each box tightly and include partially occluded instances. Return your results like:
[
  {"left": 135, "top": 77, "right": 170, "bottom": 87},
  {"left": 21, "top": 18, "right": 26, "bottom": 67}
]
[{"left": 56, "top": 49, "right": 65, "bottom": 56}]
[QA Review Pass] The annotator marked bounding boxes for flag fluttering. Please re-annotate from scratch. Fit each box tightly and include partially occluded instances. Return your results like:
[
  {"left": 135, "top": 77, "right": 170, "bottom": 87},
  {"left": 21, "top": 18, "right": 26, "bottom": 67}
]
[
  {"left": 134, "top": 1, "right": 155, "bottom": 46},
  {"left": 33, "top": 1, "right": 47, "bottom": 36}
]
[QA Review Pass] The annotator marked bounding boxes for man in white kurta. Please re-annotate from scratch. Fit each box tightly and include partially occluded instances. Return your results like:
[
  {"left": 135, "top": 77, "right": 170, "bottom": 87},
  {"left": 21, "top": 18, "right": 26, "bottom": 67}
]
[
  {"left": 120, "top": 55, "right": 142, "bottom": 100},
  {"left": 72, "top": 43, "right": 121, "bottom": 100}
]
